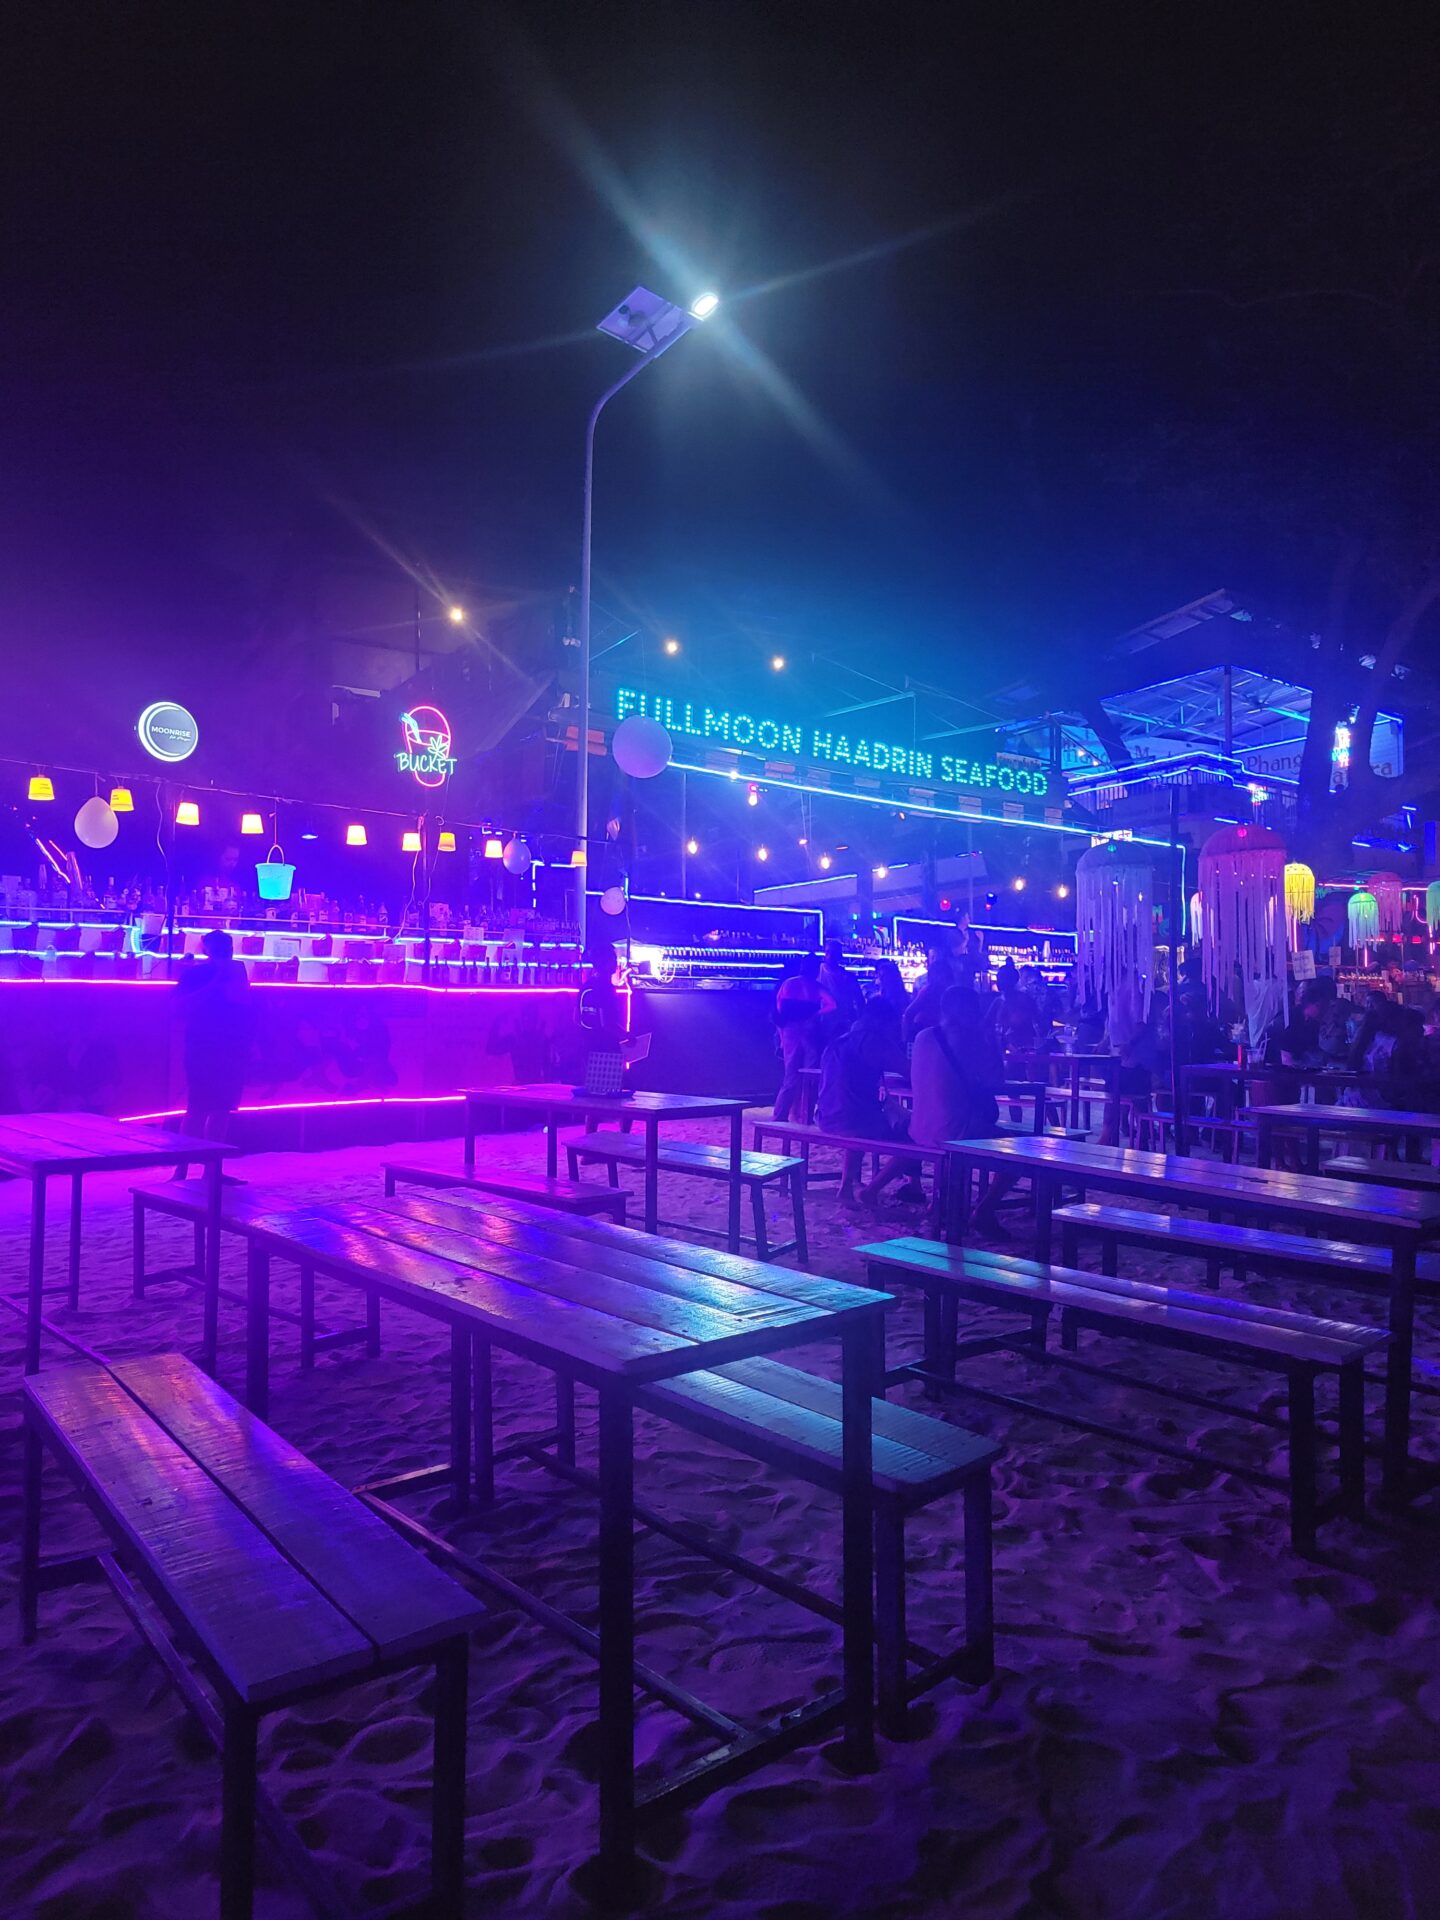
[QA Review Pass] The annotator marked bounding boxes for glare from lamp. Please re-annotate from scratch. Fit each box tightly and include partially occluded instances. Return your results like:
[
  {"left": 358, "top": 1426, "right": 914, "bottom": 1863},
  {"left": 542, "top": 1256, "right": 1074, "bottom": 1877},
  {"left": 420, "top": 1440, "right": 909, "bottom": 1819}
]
[
  {"left": 690, "top": 291, "right": 720, "bottom": 320},
  {"left": 686, "top": 837, "right": 699, "bottom": 856},
  {"left": 176, "top": 800, "right": 200, "bottom": 826},
  {"left": 756, "top": 846, "right": 769, "bottom": 862},
  {"left": 1057, "top": 882, "right": 1070, "bottom": 898},
  {"left": 345, "top": 823, "right": 367, "bottom": 847},
  {"left": 874, "top": 865, "right": 888, "bottom": 879},
  {"left": 663, "top": 637, "right": 681, "bottom": 656},
  {"left": 770, "top": 655, "right": 786, "bottom": 672},
  {"left": 447, "top": 605, "right": 466, "bottom": 625},
  {"left": 240, "top": 812, "right": 264, "bottom": 836},
  {"left": 818, "top": 853, "right": 833, "bottom": 871}
]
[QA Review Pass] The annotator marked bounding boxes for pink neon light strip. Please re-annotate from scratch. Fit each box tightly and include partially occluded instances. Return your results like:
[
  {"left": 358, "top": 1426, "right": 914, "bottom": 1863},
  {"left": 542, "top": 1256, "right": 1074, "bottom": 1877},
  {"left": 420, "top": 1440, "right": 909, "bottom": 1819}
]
[
  {"left": 0, "top": 979, "right": 582, "bottom": 995},
  {"left": 120, "top": 1092, "right": 468, "bottom": 1122}
]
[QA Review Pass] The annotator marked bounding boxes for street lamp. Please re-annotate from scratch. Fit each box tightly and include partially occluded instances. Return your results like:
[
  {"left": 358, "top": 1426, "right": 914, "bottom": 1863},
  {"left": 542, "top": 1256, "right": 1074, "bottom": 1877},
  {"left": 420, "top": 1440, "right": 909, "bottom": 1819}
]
[{"left": 576, "top": 284, "right": 718, "bottom": 949}]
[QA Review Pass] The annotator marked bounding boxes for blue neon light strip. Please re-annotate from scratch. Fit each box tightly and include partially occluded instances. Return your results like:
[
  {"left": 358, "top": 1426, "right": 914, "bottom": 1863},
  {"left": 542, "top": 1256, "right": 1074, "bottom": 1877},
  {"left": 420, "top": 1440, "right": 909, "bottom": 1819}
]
[{"left": 669, "top": 762, "right": 1173, "bottom": 848}]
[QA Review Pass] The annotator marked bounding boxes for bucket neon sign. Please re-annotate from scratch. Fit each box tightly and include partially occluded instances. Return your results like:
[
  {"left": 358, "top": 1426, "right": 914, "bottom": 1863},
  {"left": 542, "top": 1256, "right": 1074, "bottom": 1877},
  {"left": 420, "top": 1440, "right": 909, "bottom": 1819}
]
[{"left": 396, "top": 706, "right": 457, "bottom": 787}]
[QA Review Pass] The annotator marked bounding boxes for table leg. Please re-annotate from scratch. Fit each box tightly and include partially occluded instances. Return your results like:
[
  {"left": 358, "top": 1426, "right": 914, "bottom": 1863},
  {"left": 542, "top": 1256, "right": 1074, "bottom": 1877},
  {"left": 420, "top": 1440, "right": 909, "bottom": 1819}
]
[
  {"left": 463, "top": 1097, "right": 476, "bottom": 1171},
  {"left": 203, "top": 1158, "right": 223, "bottom": 1376},
  {"left": 244, "top": 1242, "right": 270, "bottom": 1419},
  {"left": 644, "top": 1121, "right": 659, "bottom": 1235},
  {"left": 596, "top": 1384, "right": 635, "bottom": 1893},
  {"left": 1306, "top": 1131, "right": 1321, "bottom": 1177},
  {"left": 839, "top": 1317, "right": 877, "bottom": 1771},
  {"left": 431, "top": 1637, "right": 468, "bottom": 1907},
  {"left": 545, "top": 1112, "right": 559, "bottom": 1180},
  {"left": 1035, "top": 1171, "right": 1055, "bottom": 1263},
  {"left": 1381, "top": 1244, "right": 1417, "bottom": 1502},
  {"left": 1257, "top": 1121, "right": 1273, "bottom": 1170},
  {"left": 450, "top": 1327, "right": 471, "bottom": 1510},
  {"left": 26, "top": 1175, "right": 47, "bottom": 1374},
  {"left": 21, "top": 1417, "right": 42, "bottom": 1642},
  {"left": 67, "top": 1175, "right": 83, "bottom": 1311},
  {"left": 727, "top": 1110, "right": 743, "bottom": 1255}
]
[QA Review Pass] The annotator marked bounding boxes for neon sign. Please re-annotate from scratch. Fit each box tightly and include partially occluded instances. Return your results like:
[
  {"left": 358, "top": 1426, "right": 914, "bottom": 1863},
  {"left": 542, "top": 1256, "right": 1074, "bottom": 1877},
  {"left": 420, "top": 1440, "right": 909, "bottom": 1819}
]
[
  {"left": 137, "top": 700, "right": 199, "bottom": 763},
  {"left": 615, "top": 688, "right": 1051, "bottom": 798},
  {"left": 396, "top": 706, "right": 457, "bottom": 787}
]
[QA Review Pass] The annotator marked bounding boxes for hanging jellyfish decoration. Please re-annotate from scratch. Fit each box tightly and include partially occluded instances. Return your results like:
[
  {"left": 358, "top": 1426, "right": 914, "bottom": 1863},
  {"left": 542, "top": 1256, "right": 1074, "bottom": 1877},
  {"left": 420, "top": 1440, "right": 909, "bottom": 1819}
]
[
  {"left": 1363, "top": 870, "right": 1404, "bottom": 938},
  {"left": 1426, "top": 881, "right": 1440, "bottom": 937},
  {"left": 1188, "top": 889, "right": 1204, "bottom": 946},
  {"left": 1074, "top": 839, "right": 1169, "bottom": 1023},
  {"left": 1197, "top": 822, "right": 1289, "bottom": 1018},
  {"left": 1282, "top": 862, "right": 1316, "bottom": 948},
  {"left": 1347, "top": 889, "right": 1380, "bottom": 948}
]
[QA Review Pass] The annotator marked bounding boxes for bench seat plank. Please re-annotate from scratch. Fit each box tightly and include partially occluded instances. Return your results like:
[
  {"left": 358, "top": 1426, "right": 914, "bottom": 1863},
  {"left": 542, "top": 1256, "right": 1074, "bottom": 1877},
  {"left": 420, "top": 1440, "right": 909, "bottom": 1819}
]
[
  {"left": 563, "top": 1133, "right": 801, "bottom": 1181},
  {"left": 860, "top": 1238, "right": 1385, "bottom": 1368},
  {"left": 639, "top": 1358, "right": 996, "bottom": 1497},
  {"left": 752, "top": 1119, "right": 942, "bottom": 1160},
  {"left": 111, "top": 1354, "right": 486, "bottom": 1661},
  {"left": 1326, "top": 1155, "right": 1440, "bottom": 1192},
  {"left": 384, "top": 1160, "right": 625, "bottom": 1213},
  {"left": 26, "top": 1364, "right": 373, "bottom": 1706}
]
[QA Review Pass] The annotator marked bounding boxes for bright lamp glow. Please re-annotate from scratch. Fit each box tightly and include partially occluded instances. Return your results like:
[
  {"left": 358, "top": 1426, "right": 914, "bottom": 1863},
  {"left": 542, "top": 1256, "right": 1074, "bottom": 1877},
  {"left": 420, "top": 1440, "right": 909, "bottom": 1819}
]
[
  {"left": 438, "top": 831, "right": 457, "bottom": 853},
  {"left": 240, "top": 812, "right": 264, "bottom": 836},
  {"left": 818, "top": 853, "right": 833, "bottom": 871},
  {"left": 345, "top": 823, "right": 367, "bottom": 847},
  {"left": 1013, "top": 876, "right": 1027, "bottom": 891},
  {"left": 770, "top": 655, "right": 786, "bottom": 671},
  {"left": 402, "top": 830, "right": 422, "bottom": 852},
  {"left": 446, "top": 605, "right": 466, "bottom": 625},
  {"left": 686, "top": 837, "right": 699, "bottom": 856},
  {"left": 690, "top": 291, "right": 720, "bottom": 320},
  {"left": 175, "top": 800, "right": 200, "bottom": 826},
  {"left": 1057, "top": 882, "right": 1070, "bottom": 899},
  {"left": 663, "top": 637, "right": 680, "bottom": 656},
  {"left": 874, "top": 865, "right": 888, "bottom": 879},
  {"left": 483, "top": 837, "right": 504, "bottom": 859},
  {"left": 756, "top": 846, "right": 769, "bottom": 862},
  {"left": 27, "top": 774, "right": 54, "bottom": 802},
  {"left": 109, "top": 786, "right": 134, "bottom": 813}
]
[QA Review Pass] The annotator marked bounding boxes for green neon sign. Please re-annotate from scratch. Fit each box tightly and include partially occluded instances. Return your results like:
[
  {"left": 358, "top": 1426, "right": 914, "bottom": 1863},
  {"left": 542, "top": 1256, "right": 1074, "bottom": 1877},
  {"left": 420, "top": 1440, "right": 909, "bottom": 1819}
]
[{"left": 615, "top": 687, "right": 1051, "bottom": 799}]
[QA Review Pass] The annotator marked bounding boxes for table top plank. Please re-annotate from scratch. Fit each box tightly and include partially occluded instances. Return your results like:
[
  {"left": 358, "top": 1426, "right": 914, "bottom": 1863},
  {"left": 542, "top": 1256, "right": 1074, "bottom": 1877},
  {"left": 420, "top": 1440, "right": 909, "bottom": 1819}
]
[
  {"left": 26, "top": 1362, "right": 373, "bottom": 1706},
  {"left": 1245, "top": 1103, "right": 1440, "bottom": 1133},
  {"left": 111, "top": 1354, "right": 485, "bottom": 1661},
  {"left": 944, "top": 1134, "right": 1440, "bottom": 1238},
  {"left": 464, "top": 1083, "right": 749, "bottom": 1122},
  {"left": 0, "top": 1111, "right": 233, "bottom": 1175},
  {"left": 371, "top": 1185, "right": 889, "bottom": 1316}
]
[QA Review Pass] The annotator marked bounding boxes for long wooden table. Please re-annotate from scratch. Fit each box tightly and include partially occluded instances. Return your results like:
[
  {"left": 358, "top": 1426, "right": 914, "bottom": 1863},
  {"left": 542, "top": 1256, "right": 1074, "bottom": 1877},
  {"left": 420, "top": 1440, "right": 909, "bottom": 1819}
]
[
  {"left": 943, "top": 1132, "right": 1440, "bottom": 1500},
  {"left": 0, "top": 1111, "right": 235, "bottom": 1374},
  {"left": 195, "top": 1184, "right": 889, "bottom": 1888},
  {"left": 462, "top": 1084, "right": 751, "bottom": 1246},
  {"left": 1249, "top": 1102, "right": 1440, "bottom": 1175}
]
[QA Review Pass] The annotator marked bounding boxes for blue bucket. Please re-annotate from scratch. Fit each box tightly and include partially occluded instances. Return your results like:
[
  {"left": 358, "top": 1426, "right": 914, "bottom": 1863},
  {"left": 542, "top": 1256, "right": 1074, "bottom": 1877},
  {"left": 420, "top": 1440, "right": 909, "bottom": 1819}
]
[{"left": 256, "top": 845, "right": 295, "bottom": 902}]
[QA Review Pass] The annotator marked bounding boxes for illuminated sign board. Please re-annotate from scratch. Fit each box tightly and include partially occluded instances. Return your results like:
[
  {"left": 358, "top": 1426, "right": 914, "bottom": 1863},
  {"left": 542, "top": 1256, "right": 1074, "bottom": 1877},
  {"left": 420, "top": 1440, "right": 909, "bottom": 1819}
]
[
  {"left": 137, "top": 700, "right": 199, "bottom": 763},
  {"left": 615, "top": 688, "right": 1052, "bottom": 798},
  {"left": 396, "top": 705, "right": 457, "bottom": 787}
]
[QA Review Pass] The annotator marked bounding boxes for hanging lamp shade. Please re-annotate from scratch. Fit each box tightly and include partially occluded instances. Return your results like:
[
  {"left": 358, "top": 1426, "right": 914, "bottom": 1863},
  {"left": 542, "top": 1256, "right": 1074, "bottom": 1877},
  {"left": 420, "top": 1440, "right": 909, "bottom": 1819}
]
[
  {"left": 1283, "top": 862, "right": 1316, "bottom": 946},
  {"left": 108, "top": 786, "right": 134, "bottom": 813},
  {"left": 1197, "top": 821, "right": 1288, "bottom": 1014},
  {"left": 1074, "top": 839, "right": 1168, "bottom": 1021},
  {"left": 1426, "top": 881, "right": 1440, "bottom": 936},
  {"left": 175, "top": 799, "right": 200, "bottom": 826},
  {"left": 27, "top": 774, "right": 54, "bottom": 802},
  {"left": 1348, "top": 889, "right": 1380, "bottom": 947},
  {"left": 1363, "top": 870, "right": 1404, "bottom": 936}
]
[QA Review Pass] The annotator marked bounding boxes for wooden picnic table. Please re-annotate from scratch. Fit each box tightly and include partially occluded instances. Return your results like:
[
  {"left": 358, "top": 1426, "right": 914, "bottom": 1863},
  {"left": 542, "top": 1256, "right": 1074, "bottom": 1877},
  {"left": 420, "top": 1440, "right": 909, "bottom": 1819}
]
[
  {"left": 216, "top": 1187, "right": 889, "bottom": 1888},
  {"left": 462, "top": 1084, "right": 751, "bottom": 1246},
  {"left": 943, "top": 1132, "right": 1440, "bottom": 1502},
  {"left": 1183, "top": 1061, "right": 1362, "bottom": 1118},
  {"left": 1248, "top": 1103, "right": 1440, "bottom": 1176},
  {"left": 0, "top": 1111, "right": 235, "bottom": 1375},
  {"left": 1005, "top": 1051, "right": 1120, "bottom": 1131}
]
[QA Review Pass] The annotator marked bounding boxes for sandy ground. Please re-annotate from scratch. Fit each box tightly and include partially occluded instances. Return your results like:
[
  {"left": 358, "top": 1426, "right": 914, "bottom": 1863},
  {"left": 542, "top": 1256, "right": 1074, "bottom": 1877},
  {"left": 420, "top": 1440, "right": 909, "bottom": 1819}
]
[{"left": 3, "top": 1120, "right": 1440, "bottom": 1920}]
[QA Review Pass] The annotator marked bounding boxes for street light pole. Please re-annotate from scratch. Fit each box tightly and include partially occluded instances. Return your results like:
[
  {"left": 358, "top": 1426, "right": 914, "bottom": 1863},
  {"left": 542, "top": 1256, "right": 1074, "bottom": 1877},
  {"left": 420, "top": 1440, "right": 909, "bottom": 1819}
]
[{"left": 576, "top": 286, "right": 717, "bottom": 953}]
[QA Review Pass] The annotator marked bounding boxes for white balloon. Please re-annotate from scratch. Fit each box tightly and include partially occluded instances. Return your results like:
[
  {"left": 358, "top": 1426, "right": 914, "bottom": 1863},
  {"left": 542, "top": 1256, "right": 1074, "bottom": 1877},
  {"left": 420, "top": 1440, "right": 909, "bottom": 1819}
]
[
  {"left": 599, "top": 885, "right": 627, "bottom": 916},
  {"left": 502, "top": 837, "right": 532, "bottom": 875},
  {"left": 75, "top": 795, "right": 119, "bottom": 849},
  {"left": 612, "top": 714, "right": 672, "bottom": 780}
]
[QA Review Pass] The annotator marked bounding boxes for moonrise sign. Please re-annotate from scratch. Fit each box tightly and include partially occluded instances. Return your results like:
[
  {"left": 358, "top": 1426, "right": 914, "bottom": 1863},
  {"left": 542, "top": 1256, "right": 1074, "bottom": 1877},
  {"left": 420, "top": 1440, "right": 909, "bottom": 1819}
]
[{"left": 614, "top": 687, "right": 1052, "bottom": 798}]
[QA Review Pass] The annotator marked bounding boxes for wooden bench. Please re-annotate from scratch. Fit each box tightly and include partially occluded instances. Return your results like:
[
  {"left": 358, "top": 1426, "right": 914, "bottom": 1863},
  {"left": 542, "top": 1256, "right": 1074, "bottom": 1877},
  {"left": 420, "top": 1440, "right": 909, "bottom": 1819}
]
[
  {"left": 564, "top": 1131, "right": 809, "bottom": 1263},
  {"left": 858, "top": 1236, "right": 1386, "bottom": 1552},
  {"left": 634, "top": 1354, "right": 997, "bottom": 1736},
  {"left": 383, "top": 1158, "right": 628, "bottom": 1220},
  {"left": 1052, "top": 1200, "right": 1440, "bottom": 1300},
  {"left": 751, "top": 1115, "right": 946, "bottom": 1194},
  {"left": 22, "top": 1353, "right": 483, "bottom": 1920},
  {"left": 130, "top": 1182, "right": 380, "bottom": 1384}
]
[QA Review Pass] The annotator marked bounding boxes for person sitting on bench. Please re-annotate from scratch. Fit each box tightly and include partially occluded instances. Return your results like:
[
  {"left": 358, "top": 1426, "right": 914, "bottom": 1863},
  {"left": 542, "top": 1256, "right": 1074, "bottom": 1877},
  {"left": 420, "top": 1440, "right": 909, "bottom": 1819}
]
[
  {"left": 911, "top": 985, "right": 1018, "bottom": 1235},
  {"left": 818, "top": 998, "right": 924, "bottom": 1209}
]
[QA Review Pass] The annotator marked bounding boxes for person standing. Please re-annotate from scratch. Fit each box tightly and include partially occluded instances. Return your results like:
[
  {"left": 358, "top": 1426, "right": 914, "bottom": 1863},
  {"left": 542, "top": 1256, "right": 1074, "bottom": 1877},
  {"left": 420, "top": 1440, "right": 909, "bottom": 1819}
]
[
  {"left": 818, "top": 937, "right": 865, "bottom": 1037},
  {"left": 173, "top": 930, "right": 251, "bottom": 1179},
  {"left": 871, "top": 956, "right": 910, "bottom": 1017},
  {"left": 774, "top": 952, "right": 823, "bottom": 1120}
]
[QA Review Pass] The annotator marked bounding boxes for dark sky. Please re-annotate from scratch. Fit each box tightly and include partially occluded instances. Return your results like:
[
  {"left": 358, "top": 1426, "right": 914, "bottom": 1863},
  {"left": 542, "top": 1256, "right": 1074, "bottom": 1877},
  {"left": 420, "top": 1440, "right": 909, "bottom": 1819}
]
[{"left": 5, "top": 2, "right": 1438, "bottom": 720}]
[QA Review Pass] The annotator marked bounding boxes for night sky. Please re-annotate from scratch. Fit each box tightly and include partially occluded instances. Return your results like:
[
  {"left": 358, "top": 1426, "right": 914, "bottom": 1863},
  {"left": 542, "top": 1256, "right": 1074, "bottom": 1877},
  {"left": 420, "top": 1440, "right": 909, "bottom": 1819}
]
[{"left": 6, "top": 4, "right": 1438, "bottom": 734}]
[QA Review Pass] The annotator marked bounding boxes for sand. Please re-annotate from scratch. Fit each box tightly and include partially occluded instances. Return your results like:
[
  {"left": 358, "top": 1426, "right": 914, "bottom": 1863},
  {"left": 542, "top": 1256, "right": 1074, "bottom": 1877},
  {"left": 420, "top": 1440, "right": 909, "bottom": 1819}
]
[{"left": 3, "top": 1121, "right": 1440, "bottom": 1919}]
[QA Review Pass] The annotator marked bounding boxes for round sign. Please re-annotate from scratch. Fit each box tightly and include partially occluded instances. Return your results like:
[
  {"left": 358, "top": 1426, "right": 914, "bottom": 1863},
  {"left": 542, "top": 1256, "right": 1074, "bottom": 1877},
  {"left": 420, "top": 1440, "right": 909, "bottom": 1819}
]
[{"left": 137, "top": 700, "right": 199, "bottom": 763}]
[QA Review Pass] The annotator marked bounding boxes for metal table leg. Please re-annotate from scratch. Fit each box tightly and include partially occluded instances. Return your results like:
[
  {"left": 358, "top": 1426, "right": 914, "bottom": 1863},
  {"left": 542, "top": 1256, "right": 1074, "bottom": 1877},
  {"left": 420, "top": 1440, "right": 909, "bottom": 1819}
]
[
  {"left": 596, "top": 1383, "right": 636, "bottom": 1893},
  {"left": 68, "top": 1174, "right": 83, "bottom": 1311},
  {"left": 26, "top": 1174, "right": 46, "bottom": 1374},
  {"left": 644, "top": 1121, "right": 659, "bottom": 1235},
  {"left": 203, "top": 1157, "right": 223, "bottom": 1376},
  {"left": 1381, "top": 1242, "right": 1417, "bottom": 1502},
  {"left": 839, "top": 1316, "right": 877, "bottom": 1772},
  {"left": 727, "top": 1110, "right": 743, "bottom": 1254},
  {"left": 244, "top": 1243, "right": 271, "bottom": 1419}
]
